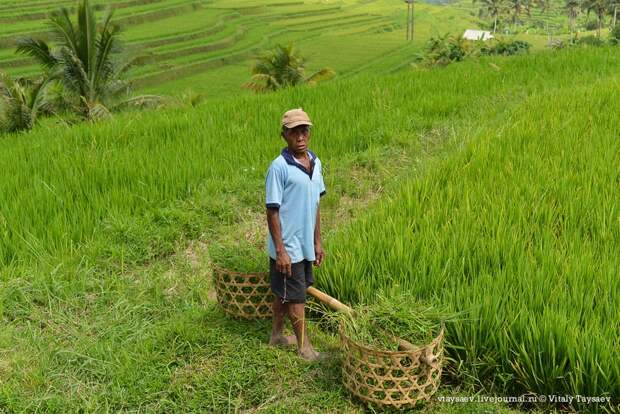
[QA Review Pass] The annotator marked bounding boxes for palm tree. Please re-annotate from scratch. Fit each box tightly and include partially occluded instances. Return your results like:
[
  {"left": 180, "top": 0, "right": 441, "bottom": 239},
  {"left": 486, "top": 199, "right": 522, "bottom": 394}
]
[
  {"left": 475, "top": 0, "right": 510, "bottom": 33},
  {"left": 535, "top": 0, "right": 555, "bottom": 42},
  {"left": 510, "top": 0, "right": 535, "bottom": 25},
  {"left": 509, "top": 0, "right": 524, "bottom": 25},
  {"left": 15, "top": 0, "right": 157, "bottom": 119},
  {"left": 582, "top": 0, "right": 608, "bottom": 36},
  {"left": 0, "top": 73, "right": 52, "bottom": 133},
  {"left": 243, "top": 44, "right": 335, "bottom": 93},
  {"left": 565, "top": 0, "right": 580, "bottom": 39}
]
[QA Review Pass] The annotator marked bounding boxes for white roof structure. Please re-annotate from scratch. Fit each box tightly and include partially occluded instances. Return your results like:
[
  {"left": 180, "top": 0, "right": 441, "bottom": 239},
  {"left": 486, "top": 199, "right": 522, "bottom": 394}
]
[{"left": 462, "top": 29, "right": 494, "bottom": 41}]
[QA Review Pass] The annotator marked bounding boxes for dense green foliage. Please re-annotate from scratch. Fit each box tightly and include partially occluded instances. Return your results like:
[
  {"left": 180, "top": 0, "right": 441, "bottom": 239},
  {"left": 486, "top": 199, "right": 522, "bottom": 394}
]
[
  {"left": 422, "top": 34, "right": 475, "bottom": 66},
  {"left": 243, "top": 43, "right": 335, "bottom": 92},
  {"left": 609, "top": 23, "right": 620, "bottom": 43},
  {"left": 422, "top": 35, "right": 531, "bottom": 66},
  {"left": 13, "top": 0, "right": 158, "bottom": 124},
  {"left": 0, "top": 11, "right": 617, "bottom": 410},
  {"left": 0, "top": 74, "right": 51, "bottom": 132},
  {"left": 320, "top": 48, "right": 619, "bottom": 408},
  {"left": 480, "top": 38, "right": 531, "bottom": 54}
]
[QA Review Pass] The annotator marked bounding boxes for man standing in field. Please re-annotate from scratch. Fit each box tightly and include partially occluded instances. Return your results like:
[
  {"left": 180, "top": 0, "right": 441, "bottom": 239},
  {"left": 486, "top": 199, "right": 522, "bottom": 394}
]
[{"left": 266, "top": 108, "right": 326, "bottom": 361}]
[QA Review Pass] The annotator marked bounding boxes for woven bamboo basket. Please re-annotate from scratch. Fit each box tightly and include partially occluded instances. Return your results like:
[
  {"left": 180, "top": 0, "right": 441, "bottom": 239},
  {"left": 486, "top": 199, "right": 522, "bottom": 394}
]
[
  {"left": 213, "top": 267, "right": 273, "bottom": 319},
  {"left": 339, "top": 325, "right": 445, "bottom": 410}
]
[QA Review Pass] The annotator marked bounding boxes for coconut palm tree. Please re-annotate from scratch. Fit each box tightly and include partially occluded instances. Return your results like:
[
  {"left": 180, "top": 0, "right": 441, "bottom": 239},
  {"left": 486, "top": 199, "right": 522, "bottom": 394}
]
[
  {"left": 0, "top": 73, "right": 52, "bottom": 133},
  {"left": 243, "top": 44, "right": 335, "bottom": 93},
  {"left": 582, "top": 0, "right": 608, "bottom": 36},
  {"left": 509, "top": 0, "right": 525, "bottom": 25},
  {"left": 15, "top": 0, "right": 158, "bottom": 119},
  {"left": 565, "top": 0, "right": 580, "bottom": 39},
  {"left": 475, "top": 0, "right": 510, "bottom": 33}
]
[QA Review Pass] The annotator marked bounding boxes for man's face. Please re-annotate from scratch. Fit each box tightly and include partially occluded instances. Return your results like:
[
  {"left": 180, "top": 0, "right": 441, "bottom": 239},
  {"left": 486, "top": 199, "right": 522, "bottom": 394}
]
[{"left": 282, "top": 124, "right": 311, "bottom": 153}]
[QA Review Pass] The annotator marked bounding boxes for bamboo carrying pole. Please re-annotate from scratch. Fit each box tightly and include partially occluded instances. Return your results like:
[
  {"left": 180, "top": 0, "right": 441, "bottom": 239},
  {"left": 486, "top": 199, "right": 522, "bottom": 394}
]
[
  {"left": 307, "top": 286, "right": 352, "bottom": 313},
  {"left": 306, "top": 287, "right": 438, "bottom": 365}
]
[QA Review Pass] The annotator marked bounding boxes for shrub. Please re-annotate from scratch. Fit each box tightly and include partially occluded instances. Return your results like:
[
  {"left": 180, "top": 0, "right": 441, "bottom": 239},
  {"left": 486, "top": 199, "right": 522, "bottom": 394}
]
[
  {"left": 422, "top": 34, "right": 475, "bottom": 67},
  {"left": 577, "top": 35, "right": 605, "bottom": 46},
  {"left": 584, "top": 20, "right": 599, "bottom": 31},
  {"left": 548, "top": 39, "right": 567, "bottom": 49},
  {"left": 609, "top": 24, "right": 620, "bottom": 45},
  {"left": 480, "top": 38, "right": 531, "bottom": 55}
]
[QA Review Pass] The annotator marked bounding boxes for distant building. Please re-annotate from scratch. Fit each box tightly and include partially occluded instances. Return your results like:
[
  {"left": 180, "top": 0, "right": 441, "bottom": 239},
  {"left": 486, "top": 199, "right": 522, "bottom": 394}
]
[{"left": 462, "top": 30, "right": 494, "bottom": 41}]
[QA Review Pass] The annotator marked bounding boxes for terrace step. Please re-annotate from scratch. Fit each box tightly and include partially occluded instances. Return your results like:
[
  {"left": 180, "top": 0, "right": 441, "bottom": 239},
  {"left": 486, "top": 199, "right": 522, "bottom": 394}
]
[
  {"left": 285, "top": 15, "right": 386, "bottom": 32},
  {"left": 126, "top": 12, "right": 238, "bottom": 48},
  {"left": 263, "top": 6, "right": 344, "bottom": 20},
  {"left": 134, "top": 27, "right": 247, "bottom": 65},
  {"left": 132, "top": 25, "right": 321, "bottom": 87},
  {"left": 0, "top": 0, "right": 202, "bottom": 48},
  {"left": 0, "top": 0, "right": 166, "bottom": 23}
]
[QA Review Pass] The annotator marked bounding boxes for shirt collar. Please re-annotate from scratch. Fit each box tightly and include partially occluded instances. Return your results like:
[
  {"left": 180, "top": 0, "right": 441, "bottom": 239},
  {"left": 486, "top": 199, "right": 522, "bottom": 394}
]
[{"left": 281, "top": 147, "right": 316, "bottom": 178}]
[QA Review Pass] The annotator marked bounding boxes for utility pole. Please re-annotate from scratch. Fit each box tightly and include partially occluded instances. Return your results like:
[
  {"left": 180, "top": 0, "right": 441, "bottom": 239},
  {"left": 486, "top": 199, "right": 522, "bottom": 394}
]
[{"left": 405, "top": 0, "right": 414, "bottom": 41}]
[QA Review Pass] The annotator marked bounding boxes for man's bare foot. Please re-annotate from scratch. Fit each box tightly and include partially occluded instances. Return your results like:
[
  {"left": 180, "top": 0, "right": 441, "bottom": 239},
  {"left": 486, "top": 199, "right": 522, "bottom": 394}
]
[
  {"left": 268, "top": 335, "right": 297, "bottom": 347},
  {"left": 298, "top": 347, "right": 327, "bottom": 362}
]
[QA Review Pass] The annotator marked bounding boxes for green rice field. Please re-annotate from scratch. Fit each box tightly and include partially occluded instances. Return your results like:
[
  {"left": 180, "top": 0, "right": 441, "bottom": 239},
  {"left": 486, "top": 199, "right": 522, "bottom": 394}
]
[
  {"left": 0, "top": 0, "right": 597, "bottom": 98},
  {"left": 0, "top": 0, "right": 619, "bottom": 413},
  {"left": 1, "top": 43, "right": 618, "bottom": 412}
]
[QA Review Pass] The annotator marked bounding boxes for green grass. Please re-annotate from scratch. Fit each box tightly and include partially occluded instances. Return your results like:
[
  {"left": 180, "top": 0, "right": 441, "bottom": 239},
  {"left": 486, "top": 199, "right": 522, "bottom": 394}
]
[
  {"left": 317, "top": 49, "right": 620, "bottom": 411},
  {"left": 1, "top": 0, "right": 597, "bottom": 98},
  {"left": 0, "top": 46, "right": 618, "bottom": 412},
  {"left": 0, "top": 0, "right": 619, "bottom": 412}
]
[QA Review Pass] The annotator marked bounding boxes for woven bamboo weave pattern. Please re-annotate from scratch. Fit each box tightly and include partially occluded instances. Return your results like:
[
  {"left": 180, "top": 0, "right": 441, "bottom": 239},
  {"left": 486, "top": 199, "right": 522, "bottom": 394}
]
[
  {"left": 340, "top": 327, "right": 444, "bottom": 409},
  {"left": 214, "top": 268, "right": 273, "bottom": 319}
]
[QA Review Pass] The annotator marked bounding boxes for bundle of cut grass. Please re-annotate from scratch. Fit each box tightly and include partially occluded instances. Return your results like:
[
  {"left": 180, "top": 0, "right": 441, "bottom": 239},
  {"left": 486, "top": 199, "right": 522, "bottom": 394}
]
[
  {"left": 209, "top": 241, "right": 265, "bottom": 274},
  {"left": 337, "top": 292, "right": 458, "bottom": 351}
]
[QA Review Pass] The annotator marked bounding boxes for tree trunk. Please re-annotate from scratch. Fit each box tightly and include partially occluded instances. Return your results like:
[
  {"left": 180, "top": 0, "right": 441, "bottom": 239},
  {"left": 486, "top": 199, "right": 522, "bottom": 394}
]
[
  {"left": 406, "top": 2, "right": 411, "bottom": 41},
  {"left": 494, "top": 15, "right": 498, "bottom": 33},
  {"left": 411, "top": 0, "right": 414, "bottom": 40}
]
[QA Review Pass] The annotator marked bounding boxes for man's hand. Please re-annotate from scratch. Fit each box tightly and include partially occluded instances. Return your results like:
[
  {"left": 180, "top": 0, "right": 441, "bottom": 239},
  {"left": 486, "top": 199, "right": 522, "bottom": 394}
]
[
  {"left": 276, "top": 250, "right": 292, "bottom": 276},
  {"left": 314, "top": 243, "right": 325, "bottom": 266}
]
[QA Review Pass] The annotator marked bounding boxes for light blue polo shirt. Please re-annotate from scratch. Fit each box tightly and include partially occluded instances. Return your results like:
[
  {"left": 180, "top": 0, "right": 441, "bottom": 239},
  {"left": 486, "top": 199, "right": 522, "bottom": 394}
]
[{"left": 266, "top": 148, "right": 326, "bottom": 263}]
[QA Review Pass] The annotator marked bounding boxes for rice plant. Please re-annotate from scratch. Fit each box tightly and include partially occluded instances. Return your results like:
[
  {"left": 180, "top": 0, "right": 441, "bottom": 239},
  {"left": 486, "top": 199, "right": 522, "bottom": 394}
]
[{"left": 319, "top": 53, "right": 620, "bottom": 404}]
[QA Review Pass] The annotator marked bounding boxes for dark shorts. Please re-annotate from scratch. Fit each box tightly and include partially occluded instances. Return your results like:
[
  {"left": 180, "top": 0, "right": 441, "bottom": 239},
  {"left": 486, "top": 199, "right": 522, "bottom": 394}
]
[{"left": 269, "top": 258, "right": 314, "bottom": 303}]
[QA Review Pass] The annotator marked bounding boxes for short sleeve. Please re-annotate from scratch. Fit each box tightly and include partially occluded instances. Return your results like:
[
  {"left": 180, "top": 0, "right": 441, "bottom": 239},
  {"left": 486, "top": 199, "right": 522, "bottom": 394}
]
[
  {"left": 318, "top": 160, "right": 326, "bottom": 197},
  {"left": 266, "top": 162, "right": 285, "bottom": 208}
]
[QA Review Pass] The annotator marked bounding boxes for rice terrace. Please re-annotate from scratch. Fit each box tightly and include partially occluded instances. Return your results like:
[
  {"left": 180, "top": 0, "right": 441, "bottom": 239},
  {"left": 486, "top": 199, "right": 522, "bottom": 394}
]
[{"left": 0, "top": 0, "right": 618, "bottom": 412}]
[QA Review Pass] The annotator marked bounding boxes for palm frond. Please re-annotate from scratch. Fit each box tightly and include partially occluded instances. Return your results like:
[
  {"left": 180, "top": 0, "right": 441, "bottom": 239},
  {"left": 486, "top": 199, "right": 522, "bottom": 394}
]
[
  {"left": 113, "top": 94, "right": 163, "bottom": 110},
  {"left": 15, "top": 38, "right": 59, "bottom": 70},
  {"left": 242, "top": 73, "right": 279, "bottom": 92},
  {"left": 27, "top": 78, "right": 54, "bottom": 123},
  {"left": 93, "top": 23, "right": 119, "bottom": 96},
  {"left": 76, "top": 0, "right": 97, "bottom": 75},
  {"left": 305, "top": 68, "right": 335, "bottom": 86},
  {"left": 242, "top": 81, "right": 268, "bottom": 93},
  {"left": 0, "top": 73, "right": 37, "bottom": 132},
  {"left": 86, "top": 101, "right": 111, "bottom": 120},
  {"left": 48, "top": 7, "right": 78, "bottom": 53},
  {"left": 58, "top": 47, "right": 91, "bottom": 101}
]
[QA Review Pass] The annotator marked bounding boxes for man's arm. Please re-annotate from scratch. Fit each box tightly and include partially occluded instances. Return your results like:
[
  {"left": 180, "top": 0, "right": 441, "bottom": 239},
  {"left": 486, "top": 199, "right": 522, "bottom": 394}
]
[
  {"left": 314, "top": 206, "right": 324, "bottom": 266},
  {"left": 267, "top": 208, "right": 292, "bottom": 276}
]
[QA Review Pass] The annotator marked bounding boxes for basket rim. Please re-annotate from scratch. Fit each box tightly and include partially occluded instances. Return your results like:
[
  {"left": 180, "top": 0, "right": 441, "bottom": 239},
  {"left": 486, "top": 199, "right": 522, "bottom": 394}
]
[
  {"left": 212, "top": 264, "right": 269, "bottom": 278},
  {"left": 339, "top": 323, "right": 445, "bottom": 357}
]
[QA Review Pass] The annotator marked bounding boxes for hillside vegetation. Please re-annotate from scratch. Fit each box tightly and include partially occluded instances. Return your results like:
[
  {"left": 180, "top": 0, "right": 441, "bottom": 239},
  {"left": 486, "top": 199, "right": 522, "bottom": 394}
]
[
  {"left": 0, "top": 0, "right": 589, "bottom": 99},
  {"left": 0, "top": 45, "right": 618, "bottom": 412},
  {"left": 0, "top": 0, "right": 471, "bottom": 96}
]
